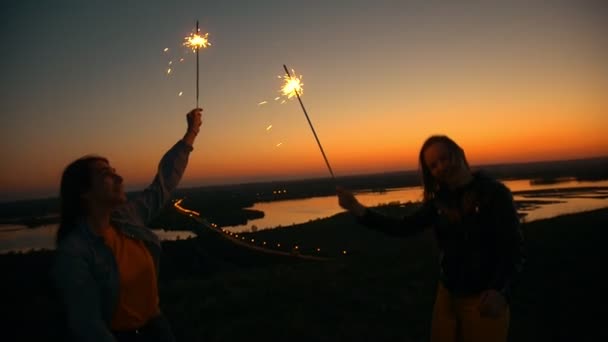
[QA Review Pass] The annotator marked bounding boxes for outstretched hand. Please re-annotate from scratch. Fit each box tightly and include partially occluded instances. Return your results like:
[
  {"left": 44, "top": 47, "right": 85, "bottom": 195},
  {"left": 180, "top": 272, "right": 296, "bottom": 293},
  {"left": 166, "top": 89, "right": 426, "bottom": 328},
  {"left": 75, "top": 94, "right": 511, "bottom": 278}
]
[
  {"left": 183, "top": 108, "right": 203, "bottom": 146},
  {"left": 336, "top": 186, "right": 367, "bottom": 217},
  {"left": 187, "top": 108, "right": 203, "bottom": 134}
]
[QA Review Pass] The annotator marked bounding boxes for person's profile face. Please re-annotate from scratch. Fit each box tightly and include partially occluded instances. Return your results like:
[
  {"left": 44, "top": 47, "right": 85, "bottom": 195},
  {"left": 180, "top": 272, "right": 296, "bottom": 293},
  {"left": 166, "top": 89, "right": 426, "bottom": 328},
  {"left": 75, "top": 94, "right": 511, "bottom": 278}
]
[{"left": 83, "top": 160, "right": 126, "bottom": 207}]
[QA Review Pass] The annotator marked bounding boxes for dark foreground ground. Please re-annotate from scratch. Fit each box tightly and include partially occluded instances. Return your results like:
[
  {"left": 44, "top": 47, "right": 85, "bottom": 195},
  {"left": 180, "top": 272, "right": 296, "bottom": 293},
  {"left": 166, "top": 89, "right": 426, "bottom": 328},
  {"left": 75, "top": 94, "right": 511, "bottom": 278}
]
[{"left": 1, "top": 208, "right": 607, "bottom": 341}]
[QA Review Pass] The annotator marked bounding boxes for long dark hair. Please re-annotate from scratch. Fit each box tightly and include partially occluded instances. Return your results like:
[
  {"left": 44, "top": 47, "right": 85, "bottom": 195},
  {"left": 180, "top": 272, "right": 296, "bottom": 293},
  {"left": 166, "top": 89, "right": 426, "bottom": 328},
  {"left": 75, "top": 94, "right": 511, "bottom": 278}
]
[
  {"left": 418, "top": 135, "right": 469, "bottom": 202},
  {"left": 56, "top": 156, "right": 108, "bottom": 244}
]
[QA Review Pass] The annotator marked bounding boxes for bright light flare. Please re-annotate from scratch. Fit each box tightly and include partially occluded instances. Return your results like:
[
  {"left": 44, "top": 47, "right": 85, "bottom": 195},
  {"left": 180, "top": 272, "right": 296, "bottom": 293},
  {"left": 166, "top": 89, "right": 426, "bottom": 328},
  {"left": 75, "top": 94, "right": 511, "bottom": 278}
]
[
  {"left": 279, "top": 70, "right": 303, "bottom": 99},
  {"left": 184, "top": 32, "right": 211, "bottom": 52}
]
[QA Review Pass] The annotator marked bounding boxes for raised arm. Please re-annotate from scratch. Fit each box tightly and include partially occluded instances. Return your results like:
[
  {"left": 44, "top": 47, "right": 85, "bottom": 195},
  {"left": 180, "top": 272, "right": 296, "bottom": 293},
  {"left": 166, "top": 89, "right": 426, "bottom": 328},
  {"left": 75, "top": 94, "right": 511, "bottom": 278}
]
[
  {"left": 336, "top": 186, "right": 433, "bottom": 237},
  {"left": 113, "top": 108, "right": 203, "bottom": 226}
]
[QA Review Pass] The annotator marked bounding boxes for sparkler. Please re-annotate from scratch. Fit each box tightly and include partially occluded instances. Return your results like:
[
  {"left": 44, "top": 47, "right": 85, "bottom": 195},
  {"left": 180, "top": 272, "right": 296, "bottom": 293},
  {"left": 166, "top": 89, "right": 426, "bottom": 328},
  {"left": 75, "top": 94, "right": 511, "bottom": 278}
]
[
  {"left": 281, "top": 64, "right": 335, "bottom": 180},
  {"left": 184, "top": 20, "right": 211, "bottom": 108}
]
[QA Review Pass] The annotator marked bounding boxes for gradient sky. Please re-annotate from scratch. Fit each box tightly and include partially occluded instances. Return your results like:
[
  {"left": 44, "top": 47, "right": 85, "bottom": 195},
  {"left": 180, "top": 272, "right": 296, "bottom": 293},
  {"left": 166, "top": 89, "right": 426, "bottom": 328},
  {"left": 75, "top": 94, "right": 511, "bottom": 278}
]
[{"left": 1, "top": 0, "right": 607, "bottom": 201}]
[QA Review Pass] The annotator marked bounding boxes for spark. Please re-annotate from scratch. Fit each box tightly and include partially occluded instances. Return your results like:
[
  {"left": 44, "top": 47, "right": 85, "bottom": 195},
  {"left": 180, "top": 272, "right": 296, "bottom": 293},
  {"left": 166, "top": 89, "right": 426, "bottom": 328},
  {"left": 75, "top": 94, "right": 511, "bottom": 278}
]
[
  {"left": 167, "top": 68, "right": 172, "bottom": 75},
  {"left": 163, "top": 48, "right": 169, "bottom": 52},
  {"left": 274, "top": 97, "right": 281, "bottom": 101},
  {"left": 184, "top": 32, "right": 211, "bottom": 52},
  {"left": 276, "top": 142, "right": 283, "bottom": 147},
  {"left": 266, "top": 125, "right": 273, "bottom": 131},
  {"left": 178, "top": 92, "right": 183, "bottom": 96},
  {"left": 168, "top": 61, "right": 173, "bottom": 65},
  {"left": 279, "top": 69, "right": 303, "bottom": 99},
  {"left": 258, "top": 101, "right": 268, "bottom": 105}
]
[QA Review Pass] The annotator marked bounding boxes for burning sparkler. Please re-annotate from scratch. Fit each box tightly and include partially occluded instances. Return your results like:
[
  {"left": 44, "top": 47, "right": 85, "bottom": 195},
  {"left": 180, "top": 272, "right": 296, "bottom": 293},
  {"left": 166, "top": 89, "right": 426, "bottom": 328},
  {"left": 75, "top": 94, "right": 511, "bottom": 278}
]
[
  {"left": 183, "top": 20, "right": 211, "bottom": 108},
  {"left": 280, "top": 65, "right": 335, "bottom": 180},
  {"left": 279, "top": 70, "right": 304, "bottom": 99}
]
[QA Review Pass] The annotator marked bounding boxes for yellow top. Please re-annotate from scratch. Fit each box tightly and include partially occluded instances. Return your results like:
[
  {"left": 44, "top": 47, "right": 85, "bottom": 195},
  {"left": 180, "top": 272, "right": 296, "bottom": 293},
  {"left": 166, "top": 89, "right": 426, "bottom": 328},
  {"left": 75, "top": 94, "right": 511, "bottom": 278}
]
[{"left": 100, "top": 226, "right": 160, "bottom": 331}]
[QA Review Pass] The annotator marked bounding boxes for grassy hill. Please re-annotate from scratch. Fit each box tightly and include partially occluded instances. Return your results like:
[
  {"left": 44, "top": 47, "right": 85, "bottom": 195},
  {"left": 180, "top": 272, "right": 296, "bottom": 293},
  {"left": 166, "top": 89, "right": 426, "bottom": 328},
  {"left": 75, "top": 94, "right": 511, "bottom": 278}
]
[{"left": 2, "top": 207, "right": 607, "bottom": 341}]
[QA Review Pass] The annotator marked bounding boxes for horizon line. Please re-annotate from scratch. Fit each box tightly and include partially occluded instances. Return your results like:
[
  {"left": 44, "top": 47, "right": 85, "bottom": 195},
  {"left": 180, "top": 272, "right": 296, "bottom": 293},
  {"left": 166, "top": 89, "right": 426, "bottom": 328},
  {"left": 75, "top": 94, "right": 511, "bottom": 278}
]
[{"left": 2, "top": 155, "right": 606, "bottom": 204}]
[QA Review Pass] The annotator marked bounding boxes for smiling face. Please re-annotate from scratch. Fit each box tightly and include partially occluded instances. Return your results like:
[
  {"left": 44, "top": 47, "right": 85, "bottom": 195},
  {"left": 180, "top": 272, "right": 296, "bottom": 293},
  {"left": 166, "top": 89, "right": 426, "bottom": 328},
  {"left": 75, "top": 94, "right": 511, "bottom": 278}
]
[
  {"left": 81, "top": 160, "right": 126, "bottom": 209},
  {"left": 423, "top": 141, "right": 468, "bottom": 186}
]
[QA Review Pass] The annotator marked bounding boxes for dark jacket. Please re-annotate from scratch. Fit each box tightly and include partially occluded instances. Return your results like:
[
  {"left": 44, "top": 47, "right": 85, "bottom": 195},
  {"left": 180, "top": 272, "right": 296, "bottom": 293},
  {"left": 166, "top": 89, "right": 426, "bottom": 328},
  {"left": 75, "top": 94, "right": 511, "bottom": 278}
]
[{"left": 358, "top": 172, "right": 525, "bottom": 299}]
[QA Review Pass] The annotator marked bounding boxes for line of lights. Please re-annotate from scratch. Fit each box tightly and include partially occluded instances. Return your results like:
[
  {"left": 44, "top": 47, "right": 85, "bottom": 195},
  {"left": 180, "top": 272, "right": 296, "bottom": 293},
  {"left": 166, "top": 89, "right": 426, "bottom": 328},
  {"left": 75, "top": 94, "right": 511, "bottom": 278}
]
[{"left": 173, "top": 198, "right": 349, "bottom": 257}]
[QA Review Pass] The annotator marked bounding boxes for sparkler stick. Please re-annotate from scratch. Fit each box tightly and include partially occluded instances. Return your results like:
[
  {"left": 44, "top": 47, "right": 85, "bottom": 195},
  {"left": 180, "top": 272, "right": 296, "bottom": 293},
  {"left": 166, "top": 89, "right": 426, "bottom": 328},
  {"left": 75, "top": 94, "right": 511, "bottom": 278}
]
[
  {"left": 184, "top": 20, "right": 211, "bottom": 108},
  {"left": 196, "top": 20, "right": 199, "bottom": 108},
  {"left": 282, "top": 64, "right": 335, "bottom": 180}
]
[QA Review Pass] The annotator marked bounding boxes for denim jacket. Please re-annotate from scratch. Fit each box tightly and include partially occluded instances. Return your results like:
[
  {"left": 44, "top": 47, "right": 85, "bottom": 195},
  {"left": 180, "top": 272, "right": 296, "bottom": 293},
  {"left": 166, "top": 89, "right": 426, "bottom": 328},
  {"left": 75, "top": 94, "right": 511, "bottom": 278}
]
[{"left": 52, "top": 140, "right": 193, "bottom": 342}]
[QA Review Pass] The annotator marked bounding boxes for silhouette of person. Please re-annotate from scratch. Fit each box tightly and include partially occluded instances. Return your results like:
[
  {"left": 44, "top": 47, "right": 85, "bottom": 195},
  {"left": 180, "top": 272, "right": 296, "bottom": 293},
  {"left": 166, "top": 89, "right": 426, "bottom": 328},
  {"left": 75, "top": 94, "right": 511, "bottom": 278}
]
[
  {"left": 52, "top": 108, "right": 203, "bottom": 342},
  {"left": 337, "top": 135, "right": 524, "bottom": 342}
]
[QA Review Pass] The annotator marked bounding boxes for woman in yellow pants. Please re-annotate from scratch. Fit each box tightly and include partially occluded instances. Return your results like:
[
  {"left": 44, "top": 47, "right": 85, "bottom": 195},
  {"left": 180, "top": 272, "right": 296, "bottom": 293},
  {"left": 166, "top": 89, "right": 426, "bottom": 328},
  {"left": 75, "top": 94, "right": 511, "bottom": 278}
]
[{"left": 337, "top": 135, "right": 524, "bottom": 342}]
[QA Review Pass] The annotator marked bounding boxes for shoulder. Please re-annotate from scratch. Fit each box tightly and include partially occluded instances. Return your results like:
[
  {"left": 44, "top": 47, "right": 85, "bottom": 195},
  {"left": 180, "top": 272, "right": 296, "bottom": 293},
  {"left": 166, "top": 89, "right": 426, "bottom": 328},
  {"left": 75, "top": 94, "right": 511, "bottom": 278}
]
[
  {"left": 473, "top": 171, "right": 510, "bottom": 192},
  {"left": 55, "top": 224, "right": 94, "bottom": 259},
  {"left": 471, "top": 171, "right": 514, "bottom": 206}
]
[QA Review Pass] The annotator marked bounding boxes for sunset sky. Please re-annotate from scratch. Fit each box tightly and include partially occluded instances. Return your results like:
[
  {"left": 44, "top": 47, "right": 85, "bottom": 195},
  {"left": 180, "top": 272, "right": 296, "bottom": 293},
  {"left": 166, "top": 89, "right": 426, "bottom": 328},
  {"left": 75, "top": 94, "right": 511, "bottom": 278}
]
[{"left": 1, "top": 1, "right": 607, "bottom": 201}]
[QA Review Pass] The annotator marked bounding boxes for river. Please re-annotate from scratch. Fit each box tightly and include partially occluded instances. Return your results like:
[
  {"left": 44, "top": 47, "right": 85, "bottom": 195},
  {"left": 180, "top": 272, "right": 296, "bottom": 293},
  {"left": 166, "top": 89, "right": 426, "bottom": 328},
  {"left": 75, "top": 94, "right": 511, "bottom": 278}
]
[{"left": 1, "top": 178, "right": 607, "bottom": 253}]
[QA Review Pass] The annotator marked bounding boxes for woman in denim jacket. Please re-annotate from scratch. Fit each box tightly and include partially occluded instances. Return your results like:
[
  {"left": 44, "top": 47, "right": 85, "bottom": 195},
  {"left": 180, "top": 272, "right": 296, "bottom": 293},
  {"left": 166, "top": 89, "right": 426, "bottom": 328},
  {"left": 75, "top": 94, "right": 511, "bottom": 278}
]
[{"left": 52, "top": 108, "right": 202, "bottom": 342}]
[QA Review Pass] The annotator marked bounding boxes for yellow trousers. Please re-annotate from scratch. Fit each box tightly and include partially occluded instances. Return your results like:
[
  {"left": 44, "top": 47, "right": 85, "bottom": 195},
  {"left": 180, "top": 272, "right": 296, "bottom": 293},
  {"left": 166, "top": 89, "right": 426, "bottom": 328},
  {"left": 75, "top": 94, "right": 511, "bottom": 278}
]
[{"left": 430, "top": 284, "right": 510, "bottom": 342}]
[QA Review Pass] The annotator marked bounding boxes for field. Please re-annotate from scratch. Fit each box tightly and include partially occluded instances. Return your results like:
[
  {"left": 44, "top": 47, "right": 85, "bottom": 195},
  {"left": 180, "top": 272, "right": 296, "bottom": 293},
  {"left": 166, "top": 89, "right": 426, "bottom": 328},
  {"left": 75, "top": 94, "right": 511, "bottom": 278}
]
[{"left": 2, "top": 206, "right": 607, "bottom": 341}]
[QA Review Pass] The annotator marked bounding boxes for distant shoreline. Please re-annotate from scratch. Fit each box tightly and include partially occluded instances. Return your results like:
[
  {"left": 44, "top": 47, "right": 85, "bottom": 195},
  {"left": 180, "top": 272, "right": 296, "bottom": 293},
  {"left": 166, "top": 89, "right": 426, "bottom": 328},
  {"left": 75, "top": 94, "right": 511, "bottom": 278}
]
[
  {"left": 2, "top": 183, "right": 607, "bottom": 230},
  {"left": 2, "top": 155, "right": 607, "bottom": 205}
]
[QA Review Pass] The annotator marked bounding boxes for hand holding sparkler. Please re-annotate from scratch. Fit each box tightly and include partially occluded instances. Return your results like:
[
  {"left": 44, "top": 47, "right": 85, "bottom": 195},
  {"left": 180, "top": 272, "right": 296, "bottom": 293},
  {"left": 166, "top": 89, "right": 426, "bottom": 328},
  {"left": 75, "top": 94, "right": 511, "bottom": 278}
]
[
  {"left": 183, "top": 108, "right": 203, "bottom": 146},
  {"left": 336, "top": 186, "right": 367, "bottom": 217}
]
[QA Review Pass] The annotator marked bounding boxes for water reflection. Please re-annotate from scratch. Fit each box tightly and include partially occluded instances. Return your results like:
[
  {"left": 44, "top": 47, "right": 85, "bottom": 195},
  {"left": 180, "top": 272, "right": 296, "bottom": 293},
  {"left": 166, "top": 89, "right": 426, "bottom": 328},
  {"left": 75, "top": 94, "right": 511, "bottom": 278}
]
[
  {"left": 0, "top": 224, "right": 195, "bottom": 254},
  {"left": 225, "top": 179, "right": 608, "bottom": 233},
  {"left": 1, "top": 179, "right": 606, "bottom": 253}
]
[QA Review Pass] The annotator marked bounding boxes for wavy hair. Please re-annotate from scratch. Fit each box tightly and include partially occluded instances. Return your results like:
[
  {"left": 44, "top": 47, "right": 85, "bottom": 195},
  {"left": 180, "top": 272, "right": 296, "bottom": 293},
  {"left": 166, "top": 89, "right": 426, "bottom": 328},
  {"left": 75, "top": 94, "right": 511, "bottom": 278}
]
[
  {"left": 56, "top": 156, "right": 107, "bottom": 244},
  {"left": 418, "top": 135, "right": 469, "bottom": 202}
]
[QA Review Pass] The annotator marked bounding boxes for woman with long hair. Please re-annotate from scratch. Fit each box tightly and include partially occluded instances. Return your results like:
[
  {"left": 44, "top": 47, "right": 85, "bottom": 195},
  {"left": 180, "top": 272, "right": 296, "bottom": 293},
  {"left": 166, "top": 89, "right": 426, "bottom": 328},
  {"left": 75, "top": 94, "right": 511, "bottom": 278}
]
[
  {"left": 336, "top": 135, "right": 525, "bottom": 342},
  {"left": 53, "top": 108, "right": 202, "bottom": 342}
]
